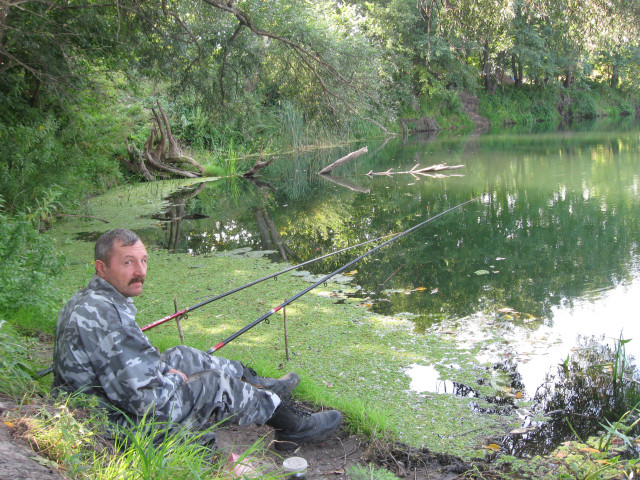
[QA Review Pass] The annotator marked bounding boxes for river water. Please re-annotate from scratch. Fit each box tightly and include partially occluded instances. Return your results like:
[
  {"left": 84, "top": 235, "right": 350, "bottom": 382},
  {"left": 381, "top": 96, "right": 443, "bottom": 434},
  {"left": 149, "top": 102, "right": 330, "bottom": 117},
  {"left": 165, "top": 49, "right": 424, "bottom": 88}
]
[{"left": 109, "top": 118, "right": 640, "bottom": 453}]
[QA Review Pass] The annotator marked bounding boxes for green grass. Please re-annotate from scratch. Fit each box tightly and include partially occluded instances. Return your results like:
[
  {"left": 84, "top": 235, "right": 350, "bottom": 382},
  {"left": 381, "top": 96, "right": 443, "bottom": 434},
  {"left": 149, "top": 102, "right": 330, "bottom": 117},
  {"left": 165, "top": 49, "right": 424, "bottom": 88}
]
[
  {"left": 0, "top": 320, "right": 44, "bottom": 398},
  {"left": 478, "top": 85, "right": 561, "bottom": 128},
  {"left": 348, "top": 463, "right": 400, "bottom": 480}
]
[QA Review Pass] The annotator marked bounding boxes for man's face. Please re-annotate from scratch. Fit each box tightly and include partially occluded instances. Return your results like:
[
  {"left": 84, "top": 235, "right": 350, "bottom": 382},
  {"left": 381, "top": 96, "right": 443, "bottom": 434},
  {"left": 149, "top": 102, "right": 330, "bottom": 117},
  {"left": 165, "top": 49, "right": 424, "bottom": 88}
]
[{"left": 95, "top": 240, "right": 148, "bottom": 297}]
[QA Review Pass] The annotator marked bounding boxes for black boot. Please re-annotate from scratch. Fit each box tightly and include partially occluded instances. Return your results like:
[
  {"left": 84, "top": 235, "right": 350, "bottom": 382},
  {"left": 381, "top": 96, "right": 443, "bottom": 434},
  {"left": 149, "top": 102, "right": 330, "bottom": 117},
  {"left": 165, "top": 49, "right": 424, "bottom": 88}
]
[
  {"left": 242, "top": 366, "right": 300, "bottom": 397},
  {"left": 266, "top": 402, "right": 343, "bottom": 451}
]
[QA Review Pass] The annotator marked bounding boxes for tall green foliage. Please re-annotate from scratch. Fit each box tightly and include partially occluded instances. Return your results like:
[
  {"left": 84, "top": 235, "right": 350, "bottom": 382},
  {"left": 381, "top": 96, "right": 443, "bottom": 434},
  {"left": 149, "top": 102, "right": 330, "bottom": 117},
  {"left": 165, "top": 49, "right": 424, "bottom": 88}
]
[
  {"left": 0, "top": 114, "right": 64, "bottom": 214},
  {"left": 0, "top": 205, "right": 60, "bottom": 313}
]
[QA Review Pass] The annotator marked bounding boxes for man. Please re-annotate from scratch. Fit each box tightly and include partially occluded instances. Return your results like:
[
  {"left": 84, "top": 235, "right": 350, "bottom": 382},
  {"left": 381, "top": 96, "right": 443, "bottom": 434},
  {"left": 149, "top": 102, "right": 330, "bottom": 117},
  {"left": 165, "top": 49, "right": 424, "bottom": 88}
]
[{"left": 53, "top": 228, "right": 342, "bottom": 451}]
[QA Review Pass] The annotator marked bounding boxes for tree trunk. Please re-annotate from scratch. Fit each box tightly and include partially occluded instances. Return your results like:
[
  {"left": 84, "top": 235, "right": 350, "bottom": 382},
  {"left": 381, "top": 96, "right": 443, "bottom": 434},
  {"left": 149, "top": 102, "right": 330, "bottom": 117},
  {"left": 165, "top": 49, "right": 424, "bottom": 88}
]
[
  {"left": 563, "top": 69, "right": 574, "bottom": 88},
  {"left": 0, "top": 0, "right": 9, "bottom": 46},
  {"left": 511, "top": 54, "right": 523, "bottom": 87},
  {"left": 610, "top": 64, "right": 619, "bottom": 88},
  {"left": 497, "top": 51, "right": 505, "bottom": 92},
  {"left": 30, "top": 77, "right": 42, "bottom": 107},
  {"left": 483, "top": 39, "right": 496, "bottom": 95}
]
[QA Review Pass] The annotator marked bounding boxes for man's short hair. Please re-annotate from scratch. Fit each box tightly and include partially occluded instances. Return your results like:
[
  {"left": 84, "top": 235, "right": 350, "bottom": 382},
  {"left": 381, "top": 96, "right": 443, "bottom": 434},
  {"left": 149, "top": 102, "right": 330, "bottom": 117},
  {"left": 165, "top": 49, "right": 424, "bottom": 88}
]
[{"left": 95, "top": 229, "right": 140, "bottom": 264}]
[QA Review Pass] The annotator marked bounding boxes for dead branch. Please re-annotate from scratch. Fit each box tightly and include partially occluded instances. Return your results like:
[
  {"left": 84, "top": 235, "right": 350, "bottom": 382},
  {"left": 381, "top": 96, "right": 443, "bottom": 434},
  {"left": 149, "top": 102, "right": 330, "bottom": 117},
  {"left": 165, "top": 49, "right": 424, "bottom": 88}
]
[
  {"left": 121, "top": 102, "right": 205, "bottom": 180},
  {"left": 243, "top": 156, "right": 275, "bottom": 177},
  {"left": 124, "top": 142, "right": 157, "bottom": 181},
  {"left": 366, "top": 163, "right": 464, "bottom": 177},
  {"left": 143, "top": 150, "right": 200, "bottom": 178},
  {"left": 318, "top": 147, "right": 368, "bottom": 174}
]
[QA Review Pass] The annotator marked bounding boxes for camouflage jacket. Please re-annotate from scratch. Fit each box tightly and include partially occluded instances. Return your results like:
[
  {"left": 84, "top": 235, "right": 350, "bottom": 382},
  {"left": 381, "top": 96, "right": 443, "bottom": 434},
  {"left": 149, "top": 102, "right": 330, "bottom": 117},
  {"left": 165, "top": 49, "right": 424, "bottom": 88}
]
[{"left": 53, "top": 275, "right": 185, "bottom": 417}]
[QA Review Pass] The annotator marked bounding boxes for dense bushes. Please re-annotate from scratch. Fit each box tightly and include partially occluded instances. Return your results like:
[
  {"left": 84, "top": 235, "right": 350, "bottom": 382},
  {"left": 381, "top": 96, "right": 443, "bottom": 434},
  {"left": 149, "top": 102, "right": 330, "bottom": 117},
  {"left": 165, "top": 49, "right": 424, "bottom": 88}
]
[{"left": 0, "top": 207, "right": 60, "bottom": 314}]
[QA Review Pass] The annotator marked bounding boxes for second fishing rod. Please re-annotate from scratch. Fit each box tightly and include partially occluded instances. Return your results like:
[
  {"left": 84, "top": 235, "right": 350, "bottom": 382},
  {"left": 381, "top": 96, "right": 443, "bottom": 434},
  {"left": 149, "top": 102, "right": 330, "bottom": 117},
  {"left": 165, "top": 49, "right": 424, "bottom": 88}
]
[
  {"left": 138, "top": 230, "right": 400, "bottom": 332},
  {"left": 35, "top": 230, "right": 399, "bottom": 378},
  {"left": 36, "top": 224, "right": 401, "bottom": 377},
  {"left": 207, "top": 197, "right": 478, "bottom": 354}
]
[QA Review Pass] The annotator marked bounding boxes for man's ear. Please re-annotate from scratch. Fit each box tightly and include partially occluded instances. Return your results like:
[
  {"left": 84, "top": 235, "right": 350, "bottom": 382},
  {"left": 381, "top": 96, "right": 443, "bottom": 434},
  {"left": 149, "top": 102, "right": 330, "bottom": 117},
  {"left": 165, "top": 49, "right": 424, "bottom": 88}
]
[{"left": 95, "top": 259, "right": 108, "bottom": 278}]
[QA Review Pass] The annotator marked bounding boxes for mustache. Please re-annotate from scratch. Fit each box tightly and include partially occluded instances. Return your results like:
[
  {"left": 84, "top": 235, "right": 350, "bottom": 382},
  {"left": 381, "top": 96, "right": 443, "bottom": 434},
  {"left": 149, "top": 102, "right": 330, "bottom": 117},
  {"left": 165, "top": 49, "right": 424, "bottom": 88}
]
[{"left": 129, "top": 277, "right": 145, "bottom": 285}]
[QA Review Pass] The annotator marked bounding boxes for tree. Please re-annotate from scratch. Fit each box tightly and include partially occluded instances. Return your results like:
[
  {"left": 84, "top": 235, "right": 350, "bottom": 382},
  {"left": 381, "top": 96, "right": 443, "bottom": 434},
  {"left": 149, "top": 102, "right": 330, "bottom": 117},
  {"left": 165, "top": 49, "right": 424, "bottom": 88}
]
[
  {"left": 419, "top": 0, "right": 514, "bottom": 94},
  {"left": 0, "top": 1, "right": 134, "bottom": 106}
]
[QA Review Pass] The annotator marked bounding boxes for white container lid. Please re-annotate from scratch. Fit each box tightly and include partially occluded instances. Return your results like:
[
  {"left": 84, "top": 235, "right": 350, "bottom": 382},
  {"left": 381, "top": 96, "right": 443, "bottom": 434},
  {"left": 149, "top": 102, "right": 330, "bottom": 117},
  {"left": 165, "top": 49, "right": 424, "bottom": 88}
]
[{"left": 283, "top": 456, "right": 308, "bottom": 473}]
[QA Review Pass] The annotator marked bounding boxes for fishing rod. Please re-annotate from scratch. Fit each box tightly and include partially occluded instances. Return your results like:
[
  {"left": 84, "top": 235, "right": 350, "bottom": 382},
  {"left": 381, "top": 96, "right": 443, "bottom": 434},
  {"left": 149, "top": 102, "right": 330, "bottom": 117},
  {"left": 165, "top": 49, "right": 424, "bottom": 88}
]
[
  {"left": 206, "top": 197, "right": 478, "bottom": 354},
  {"left": 36, "top": 230, "right": 400, "bottom": 377},
  {"left": 138, "top": 231, "right": 400, "bottom": 332}
]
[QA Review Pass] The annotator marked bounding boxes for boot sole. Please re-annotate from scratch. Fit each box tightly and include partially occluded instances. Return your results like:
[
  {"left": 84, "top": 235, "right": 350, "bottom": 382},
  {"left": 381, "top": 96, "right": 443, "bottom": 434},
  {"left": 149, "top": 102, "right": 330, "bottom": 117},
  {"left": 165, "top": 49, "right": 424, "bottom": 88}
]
[{"left": 273, "top": 412, "right": 342, "bottom": 451}]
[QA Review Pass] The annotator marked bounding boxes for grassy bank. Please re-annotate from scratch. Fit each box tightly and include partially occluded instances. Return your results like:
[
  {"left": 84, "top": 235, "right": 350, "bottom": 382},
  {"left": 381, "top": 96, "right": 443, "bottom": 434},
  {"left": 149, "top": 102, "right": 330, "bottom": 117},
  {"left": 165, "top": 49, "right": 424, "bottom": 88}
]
[{"left": 478, "top": 82, "right": 639, "bottom": 129}]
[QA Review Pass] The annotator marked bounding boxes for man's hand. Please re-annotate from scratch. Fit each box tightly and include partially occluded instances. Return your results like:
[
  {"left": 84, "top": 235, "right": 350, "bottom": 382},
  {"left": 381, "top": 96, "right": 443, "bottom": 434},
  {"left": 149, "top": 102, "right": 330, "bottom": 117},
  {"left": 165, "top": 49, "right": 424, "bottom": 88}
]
[{"left": 168, "top": 368, "right": 188, "bottom": 381}]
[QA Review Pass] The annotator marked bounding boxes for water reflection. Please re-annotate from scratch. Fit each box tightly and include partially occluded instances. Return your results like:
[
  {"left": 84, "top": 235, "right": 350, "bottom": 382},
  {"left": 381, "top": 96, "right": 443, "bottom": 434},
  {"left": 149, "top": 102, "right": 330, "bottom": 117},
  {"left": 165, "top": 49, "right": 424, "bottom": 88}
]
[
  {"left": 405, "top": 364, "right": 457, "bottom": 394},
  {"left": 146, "top": 124, "right": 640, "bottom": 345},
  {"left": 504, "top": 336, "right": 640, "bottom": 457},
  {"left": 151, "top": 182, "right": 209, "bottom": 252}
]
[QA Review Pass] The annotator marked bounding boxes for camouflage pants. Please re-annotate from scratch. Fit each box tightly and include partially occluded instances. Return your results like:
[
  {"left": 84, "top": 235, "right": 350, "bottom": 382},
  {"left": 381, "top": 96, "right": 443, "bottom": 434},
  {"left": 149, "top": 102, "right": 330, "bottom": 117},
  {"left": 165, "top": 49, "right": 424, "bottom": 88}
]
[{"left": 154, "top": 345, "right": 280, "bottom": 428}]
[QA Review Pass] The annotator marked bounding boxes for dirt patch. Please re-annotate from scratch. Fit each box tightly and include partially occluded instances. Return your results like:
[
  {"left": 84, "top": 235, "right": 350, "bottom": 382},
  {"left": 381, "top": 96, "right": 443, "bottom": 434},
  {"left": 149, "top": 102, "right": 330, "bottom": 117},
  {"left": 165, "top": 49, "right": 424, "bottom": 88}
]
[
  {"left": 205, "top": 400, "right": 478, "bottom": 478},
  {"left": 459, "top": 92, "right": 491, "bottom": 132},
  {"left": 217, "top": 421, "right": 474, "bottom": 479}
]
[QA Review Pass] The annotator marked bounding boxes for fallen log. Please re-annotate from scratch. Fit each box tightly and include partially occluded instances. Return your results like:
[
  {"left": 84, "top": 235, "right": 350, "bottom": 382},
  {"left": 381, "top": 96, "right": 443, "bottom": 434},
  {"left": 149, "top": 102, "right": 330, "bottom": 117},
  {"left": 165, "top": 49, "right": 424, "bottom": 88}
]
[
  {"left": 318, "top": 146, "right": 368, "bottom": 174},
  {"left": 366, "top": 163, "right": 464, "bottom": 177},
  {"left": 144, "top": 150, "right": 200, "bottom": 178}
]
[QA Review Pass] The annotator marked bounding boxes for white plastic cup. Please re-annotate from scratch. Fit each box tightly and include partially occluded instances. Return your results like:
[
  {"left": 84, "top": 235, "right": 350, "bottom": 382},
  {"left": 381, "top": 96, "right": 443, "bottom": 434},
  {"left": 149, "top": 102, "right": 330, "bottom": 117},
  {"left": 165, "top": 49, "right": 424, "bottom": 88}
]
[{"left": 282, "top": 456, "right": 308, "bottom": 479}]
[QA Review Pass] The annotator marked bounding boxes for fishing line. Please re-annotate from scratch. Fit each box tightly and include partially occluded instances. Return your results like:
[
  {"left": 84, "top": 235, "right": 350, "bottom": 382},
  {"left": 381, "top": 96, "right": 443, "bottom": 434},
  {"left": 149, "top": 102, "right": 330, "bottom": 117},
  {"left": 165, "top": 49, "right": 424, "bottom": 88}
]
[
  {"left": 138, "top": 231, "right": 401, "bottom": 332},
  {"left": 206, "top": 197, "right": 478, "bottom": 353}
]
